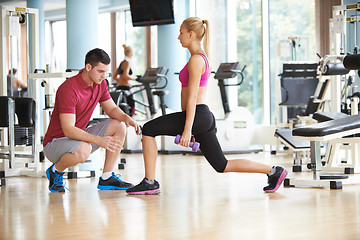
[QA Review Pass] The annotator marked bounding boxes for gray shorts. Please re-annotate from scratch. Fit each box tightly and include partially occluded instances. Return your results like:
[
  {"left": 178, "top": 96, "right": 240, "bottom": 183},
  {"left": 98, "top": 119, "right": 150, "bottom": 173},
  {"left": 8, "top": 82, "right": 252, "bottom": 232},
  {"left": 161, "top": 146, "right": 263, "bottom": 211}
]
[{"left": 43, "top": 119, "right": 111, "bottom": 163}]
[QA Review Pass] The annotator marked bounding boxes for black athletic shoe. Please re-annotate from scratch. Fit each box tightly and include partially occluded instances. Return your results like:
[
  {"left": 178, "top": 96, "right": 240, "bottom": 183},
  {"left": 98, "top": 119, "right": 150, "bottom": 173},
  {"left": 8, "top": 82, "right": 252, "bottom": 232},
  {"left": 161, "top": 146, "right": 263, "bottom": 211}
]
[
  {"left": 126, "top": 178, "right": 160, "bottom": 195},
  {"left": 46, "top": 164, "right": 67, "bottom": 193},
  {"left": 263, "top": 166, "right": 288, "bottom": 193},
  {"left": 97, "top": 172, "right": 134, "bottom": 190}
]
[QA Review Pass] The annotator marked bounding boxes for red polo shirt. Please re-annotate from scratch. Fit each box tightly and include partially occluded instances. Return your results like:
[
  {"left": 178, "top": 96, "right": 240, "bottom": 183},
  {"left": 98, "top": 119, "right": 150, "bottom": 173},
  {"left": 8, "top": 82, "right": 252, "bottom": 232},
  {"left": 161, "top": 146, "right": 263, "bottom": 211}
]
[{"left": 43, "top": 69, "right": 111, "bottom": 146}]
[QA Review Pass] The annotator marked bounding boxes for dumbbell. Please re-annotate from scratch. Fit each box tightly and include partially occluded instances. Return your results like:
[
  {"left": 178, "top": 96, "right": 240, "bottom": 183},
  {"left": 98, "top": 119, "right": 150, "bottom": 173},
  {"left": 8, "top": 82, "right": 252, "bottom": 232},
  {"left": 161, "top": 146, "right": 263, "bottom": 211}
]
[{"left": 174, "top": 135, "right": 200, "bottom": 152}]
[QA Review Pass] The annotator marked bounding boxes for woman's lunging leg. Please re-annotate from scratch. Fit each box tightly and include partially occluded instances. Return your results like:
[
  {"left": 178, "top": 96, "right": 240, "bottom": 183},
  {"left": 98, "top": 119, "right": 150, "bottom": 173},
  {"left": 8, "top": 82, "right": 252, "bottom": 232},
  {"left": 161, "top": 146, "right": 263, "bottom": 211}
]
[{"left": 142, "top": 136, "right": 158, "bottom": 180}]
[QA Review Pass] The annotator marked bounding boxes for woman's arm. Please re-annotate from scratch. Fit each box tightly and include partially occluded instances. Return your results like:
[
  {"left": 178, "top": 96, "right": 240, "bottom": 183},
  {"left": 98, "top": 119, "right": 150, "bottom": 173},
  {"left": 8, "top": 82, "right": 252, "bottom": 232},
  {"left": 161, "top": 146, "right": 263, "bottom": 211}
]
[{"left": 180, "top": 55, "right": 204, "bottom": 147}]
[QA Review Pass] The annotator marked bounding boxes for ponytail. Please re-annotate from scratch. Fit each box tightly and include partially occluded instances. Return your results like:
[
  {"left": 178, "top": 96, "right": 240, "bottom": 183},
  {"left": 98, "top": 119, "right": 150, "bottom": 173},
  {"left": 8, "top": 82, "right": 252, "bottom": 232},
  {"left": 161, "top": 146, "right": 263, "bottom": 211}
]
[
  {"left": 122, "top": 44, "right": 132, "bottom": 56},
  {"left": 202, "top": 20, "right": 209, "bottom": 58}
]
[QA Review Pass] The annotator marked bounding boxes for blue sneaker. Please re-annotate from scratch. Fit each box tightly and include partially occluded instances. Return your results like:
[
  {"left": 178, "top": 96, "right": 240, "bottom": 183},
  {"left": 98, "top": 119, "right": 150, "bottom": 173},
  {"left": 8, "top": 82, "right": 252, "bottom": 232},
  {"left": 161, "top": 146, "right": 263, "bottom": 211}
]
[
  {"left": 97, "top": 172, "right": 134, "bottom": 190},
  {"left": 46, "top": 164, "right": 67, "bottom": 192}
]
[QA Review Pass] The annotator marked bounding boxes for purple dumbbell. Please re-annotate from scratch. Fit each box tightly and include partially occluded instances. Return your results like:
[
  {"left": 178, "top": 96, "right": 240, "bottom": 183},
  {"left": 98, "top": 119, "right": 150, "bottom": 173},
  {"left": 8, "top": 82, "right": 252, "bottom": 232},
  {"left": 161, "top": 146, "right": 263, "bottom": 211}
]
[{"left": 174, "top": 134, "right": 200, "bottom": 152}]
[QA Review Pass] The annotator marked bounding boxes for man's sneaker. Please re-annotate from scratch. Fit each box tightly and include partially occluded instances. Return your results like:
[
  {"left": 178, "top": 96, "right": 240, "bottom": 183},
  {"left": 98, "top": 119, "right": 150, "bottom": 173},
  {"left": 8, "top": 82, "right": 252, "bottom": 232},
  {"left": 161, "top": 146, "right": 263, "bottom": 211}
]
[
  {"left": 263, "top": 166, "right": 288, "bottom": 193},
  {"left": 126, "top": 178, "right": 160, "bottom": 195},
  {"left": 46, "top": 164, "right": 67, "bottom": 193},
  {"left": 97, "top": 172, "right": 134, "bottom": 190}
]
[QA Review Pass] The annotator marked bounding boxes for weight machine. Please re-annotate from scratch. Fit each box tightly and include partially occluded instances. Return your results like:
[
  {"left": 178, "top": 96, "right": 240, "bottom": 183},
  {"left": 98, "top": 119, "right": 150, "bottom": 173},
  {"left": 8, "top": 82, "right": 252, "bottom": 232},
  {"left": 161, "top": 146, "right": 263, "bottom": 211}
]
[
  {"left": 284, "top": 2, "right": 360, "bottom": 189},
  {"left": 0, "top": 5, "right": 41, "bottom": 186}
]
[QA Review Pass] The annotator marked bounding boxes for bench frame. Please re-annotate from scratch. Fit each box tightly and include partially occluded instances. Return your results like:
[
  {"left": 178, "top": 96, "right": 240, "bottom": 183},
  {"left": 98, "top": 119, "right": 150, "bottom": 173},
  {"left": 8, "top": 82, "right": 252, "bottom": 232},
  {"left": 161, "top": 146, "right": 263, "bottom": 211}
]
[{"left": 284, "top": 128, "right": 360, "bottom": 189}]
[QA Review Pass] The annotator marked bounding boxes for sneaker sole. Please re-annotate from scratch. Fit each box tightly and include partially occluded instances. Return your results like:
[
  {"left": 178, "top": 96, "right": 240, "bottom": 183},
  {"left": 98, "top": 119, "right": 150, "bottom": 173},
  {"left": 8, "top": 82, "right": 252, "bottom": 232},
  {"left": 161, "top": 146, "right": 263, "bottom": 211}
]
[
  {"left": 97, "top": 185, "right": 133, "bottom": 190},
  {"left": 264, "top": 170, "right": 288, "bottom": 193},
  {"left": 46, "top": 168, "right": 65, "bottom": 193},
  {"left": 127, "top": 189, "right": 160, "bottom": 195}
]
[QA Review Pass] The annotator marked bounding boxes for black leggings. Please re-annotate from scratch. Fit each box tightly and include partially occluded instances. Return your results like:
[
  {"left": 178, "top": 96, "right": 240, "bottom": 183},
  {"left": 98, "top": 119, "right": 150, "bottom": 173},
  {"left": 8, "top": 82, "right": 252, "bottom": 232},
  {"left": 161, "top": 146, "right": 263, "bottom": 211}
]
[
  {"left": 142, "top": 104, "right": 228, "bottom": 172},
  {"left": 116, "top": 85, "right": 135, "bottom": 116}
]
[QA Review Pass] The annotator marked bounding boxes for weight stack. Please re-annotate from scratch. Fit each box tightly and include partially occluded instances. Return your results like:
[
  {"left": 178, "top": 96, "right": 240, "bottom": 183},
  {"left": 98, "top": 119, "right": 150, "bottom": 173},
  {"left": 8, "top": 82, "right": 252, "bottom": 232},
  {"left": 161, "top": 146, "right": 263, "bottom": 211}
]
[{"left": 14, "top": 125, "right": 33, "bottom": 146}]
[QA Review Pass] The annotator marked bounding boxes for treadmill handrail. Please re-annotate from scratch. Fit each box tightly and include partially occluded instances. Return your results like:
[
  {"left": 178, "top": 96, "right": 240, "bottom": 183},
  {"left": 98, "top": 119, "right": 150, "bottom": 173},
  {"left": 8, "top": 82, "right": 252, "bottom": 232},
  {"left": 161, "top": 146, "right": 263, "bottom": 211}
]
[{"left": 222, "top": 66, "right": 246, "bottom": 87}]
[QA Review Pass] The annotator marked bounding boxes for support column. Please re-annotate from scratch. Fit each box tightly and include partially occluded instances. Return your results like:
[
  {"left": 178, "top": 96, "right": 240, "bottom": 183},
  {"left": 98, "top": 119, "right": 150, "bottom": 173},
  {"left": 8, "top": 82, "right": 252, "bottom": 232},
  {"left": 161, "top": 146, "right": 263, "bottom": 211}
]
[
  {"left": 66, "top": 0, "right": 98, "bottom": 70},
  {"left": 110, "top": 12, "right": 117, "bottom": 74},
  {"left": 157, "top": 0, "right": 189, "bottom": 111}
]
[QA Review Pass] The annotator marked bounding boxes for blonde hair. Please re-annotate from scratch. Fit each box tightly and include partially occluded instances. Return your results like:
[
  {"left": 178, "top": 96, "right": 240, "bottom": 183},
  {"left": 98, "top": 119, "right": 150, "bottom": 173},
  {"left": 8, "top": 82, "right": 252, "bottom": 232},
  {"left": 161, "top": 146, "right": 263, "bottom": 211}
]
[
  {"left": 182, "top": 17, "right": 209, "bottom": 57},
  {"left": 122, "top": 44, "right": 132, "bottom": 56}
]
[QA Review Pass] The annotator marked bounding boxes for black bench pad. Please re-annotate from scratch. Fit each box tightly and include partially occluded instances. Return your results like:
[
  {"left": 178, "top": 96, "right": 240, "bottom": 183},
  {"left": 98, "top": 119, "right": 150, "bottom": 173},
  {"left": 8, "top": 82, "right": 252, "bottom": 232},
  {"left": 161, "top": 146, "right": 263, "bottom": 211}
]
[
  {"left": 293, "top": 114, "right": 360, "bottom": 137},
  {"left": 313, "top": 112, "right": 348, "bottom": 123},
  {"left": 275, "top": 128, "right": 310, "bottom": 149}
]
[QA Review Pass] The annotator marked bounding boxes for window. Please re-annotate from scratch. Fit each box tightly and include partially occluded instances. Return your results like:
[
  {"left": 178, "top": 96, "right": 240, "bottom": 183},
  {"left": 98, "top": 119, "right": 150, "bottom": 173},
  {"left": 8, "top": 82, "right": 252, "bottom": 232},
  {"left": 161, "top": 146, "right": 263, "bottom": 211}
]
[
  {"left": 98, "top": 13, "right": 111, "bottom": 58},
  {"left": 196, "top": 0, "right": 228, "bottom": 119},
  {"left": 196, "top": 0, "right": 315, "bottom": 124},
  {"left": 115, "top": 11, "right": 146, "bottom": 76},
  {"left": 269, "top": 0, "right": 316, "bottom": 124},
  {"left": 236, "top": 0, "right": 263, "bottom": 123},
  {"left": 45, "top": 20, "right": 67, "bottom": 72}
]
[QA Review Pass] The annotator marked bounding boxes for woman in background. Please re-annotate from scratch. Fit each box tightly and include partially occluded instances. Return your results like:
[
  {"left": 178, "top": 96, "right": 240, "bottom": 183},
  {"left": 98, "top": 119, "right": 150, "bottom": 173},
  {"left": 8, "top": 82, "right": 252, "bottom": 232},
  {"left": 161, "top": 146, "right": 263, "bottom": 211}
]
[{"left": 113, "top": 44, "right": 136, "bottom": 116}]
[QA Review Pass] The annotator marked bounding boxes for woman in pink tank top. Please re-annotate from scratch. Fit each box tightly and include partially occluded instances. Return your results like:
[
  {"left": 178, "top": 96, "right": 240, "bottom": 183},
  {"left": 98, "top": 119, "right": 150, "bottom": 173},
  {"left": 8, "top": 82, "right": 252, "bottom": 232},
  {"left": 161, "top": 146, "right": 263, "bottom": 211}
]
[{"left": 126, "top": 17, "right": 287, "bottom": 195}]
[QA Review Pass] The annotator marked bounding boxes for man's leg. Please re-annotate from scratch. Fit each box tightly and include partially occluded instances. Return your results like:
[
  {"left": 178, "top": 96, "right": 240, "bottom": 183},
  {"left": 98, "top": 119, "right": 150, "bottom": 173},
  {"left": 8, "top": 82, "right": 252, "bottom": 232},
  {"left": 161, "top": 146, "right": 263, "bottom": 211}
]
[
  {"left": 103, "top": 119, "right": 126, "bottom": 172},
  {"left": 44, "top": 139, "right": 91, "bottom": 193},
  {"left": 55, "top": 142, "right": 92, "bottom": 172},
  {"left": 97, "top": 119, "right": 134, "bottom": 190}
]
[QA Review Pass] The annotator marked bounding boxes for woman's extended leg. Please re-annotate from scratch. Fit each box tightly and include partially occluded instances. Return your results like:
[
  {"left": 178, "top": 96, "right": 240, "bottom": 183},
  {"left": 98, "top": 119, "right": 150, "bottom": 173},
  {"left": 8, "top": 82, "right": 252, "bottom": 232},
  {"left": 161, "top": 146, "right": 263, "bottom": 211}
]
[
  {"left": 223, "top": 158, "right": 271, "bottom": 174},
  {"left": 196, "top": 128, "right": 287, "bottom": 192}
]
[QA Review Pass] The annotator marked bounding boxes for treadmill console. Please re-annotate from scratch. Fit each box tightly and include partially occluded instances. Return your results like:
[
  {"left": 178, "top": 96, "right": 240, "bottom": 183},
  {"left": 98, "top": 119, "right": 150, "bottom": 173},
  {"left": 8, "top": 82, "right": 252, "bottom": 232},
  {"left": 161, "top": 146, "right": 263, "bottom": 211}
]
[
  {"left": 214, "top": 62, "right": 240, "bottom": 80},
  {"left": 140, "top": 67, "right": 168, "bottom": 82}
]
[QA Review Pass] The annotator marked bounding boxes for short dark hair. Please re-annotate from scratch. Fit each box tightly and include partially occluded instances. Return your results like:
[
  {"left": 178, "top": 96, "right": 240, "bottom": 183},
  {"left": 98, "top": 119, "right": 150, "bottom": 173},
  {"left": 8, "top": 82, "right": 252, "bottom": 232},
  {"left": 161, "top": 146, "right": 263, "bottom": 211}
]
[{"left": 85, "top": 48, "right": 110, "bottom": 67}]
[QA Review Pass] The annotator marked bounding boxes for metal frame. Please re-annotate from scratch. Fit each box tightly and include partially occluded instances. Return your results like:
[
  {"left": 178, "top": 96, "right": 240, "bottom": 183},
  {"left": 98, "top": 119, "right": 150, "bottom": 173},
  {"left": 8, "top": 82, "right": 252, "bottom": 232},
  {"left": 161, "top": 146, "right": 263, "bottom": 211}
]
[
  {"left": 0, "top": 6, "right": 42, "bottom": 180},
  {"left": 0, "top": 98, "right": 42, "bottom": 177},
  {"left": 284, "top": 129, "right": 360, "bottom": 190},
  {"left": 275, "top": 132, "right": 310, "bottom": 172}
]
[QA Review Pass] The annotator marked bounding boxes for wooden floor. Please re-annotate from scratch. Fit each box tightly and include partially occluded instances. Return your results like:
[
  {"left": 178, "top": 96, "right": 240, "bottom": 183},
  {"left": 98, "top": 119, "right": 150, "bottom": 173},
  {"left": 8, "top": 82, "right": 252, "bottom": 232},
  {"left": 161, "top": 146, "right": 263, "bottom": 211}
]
[{"left": 1, "top": 151, "right": 360, "bottom": 240}]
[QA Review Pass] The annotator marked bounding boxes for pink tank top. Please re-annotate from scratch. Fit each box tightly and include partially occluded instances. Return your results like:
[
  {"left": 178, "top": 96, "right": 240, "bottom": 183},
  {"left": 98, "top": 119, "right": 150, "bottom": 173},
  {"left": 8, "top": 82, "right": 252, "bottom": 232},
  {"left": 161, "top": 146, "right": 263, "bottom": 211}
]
[{"left": 179, "top": 53, "right": 210, "bottom": 87}]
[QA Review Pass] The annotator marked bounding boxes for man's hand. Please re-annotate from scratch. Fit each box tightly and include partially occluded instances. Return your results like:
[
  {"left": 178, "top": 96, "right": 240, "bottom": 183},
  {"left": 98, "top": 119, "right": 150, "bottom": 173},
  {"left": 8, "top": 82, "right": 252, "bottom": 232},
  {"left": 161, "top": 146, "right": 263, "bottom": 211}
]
[
  {"left": 96, "top": 136, "right": 123, "bottom": 152},
  {"left": 122, "top": 115, "right": 141, "bottom": 135},
  {"left": 100, "top": 98, "right": 141, "bottom": 135}
]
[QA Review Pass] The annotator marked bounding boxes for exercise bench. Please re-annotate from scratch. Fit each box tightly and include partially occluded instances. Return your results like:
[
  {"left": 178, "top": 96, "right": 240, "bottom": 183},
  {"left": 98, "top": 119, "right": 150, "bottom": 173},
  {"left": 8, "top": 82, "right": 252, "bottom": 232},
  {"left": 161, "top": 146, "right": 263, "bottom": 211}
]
[
  {"left": 284, "top": 114, "right": 360, "bottom": 189},
  {"left": 274, "top": 111, "right": 348, "bottom": 172}
]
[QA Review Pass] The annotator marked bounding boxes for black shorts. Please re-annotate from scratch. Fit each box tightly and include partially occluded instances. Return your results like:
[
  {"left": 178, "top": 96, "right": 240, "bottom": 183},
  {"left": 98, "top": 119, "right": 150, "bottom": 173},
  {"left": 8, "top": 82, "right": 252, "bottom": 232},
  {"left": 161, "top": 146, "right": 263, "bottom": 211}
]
[{"left": 142, "top": 104, "right": 228, "bottom": 172}]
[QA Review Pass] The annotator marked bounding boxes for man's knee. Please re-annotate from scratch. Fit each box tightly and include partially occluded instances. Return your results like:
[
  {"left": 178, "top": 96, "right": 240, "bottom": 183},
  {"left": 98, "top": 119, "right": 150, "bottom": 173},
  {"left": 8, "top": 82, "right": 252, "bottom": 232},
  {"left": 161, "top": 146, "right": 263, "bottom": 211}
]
[
  {"left": 74, "top": 143, "right": 92, "bottom": 163},
  {"left": 108, "top": 120, "right": 126, "bottom": 136}
]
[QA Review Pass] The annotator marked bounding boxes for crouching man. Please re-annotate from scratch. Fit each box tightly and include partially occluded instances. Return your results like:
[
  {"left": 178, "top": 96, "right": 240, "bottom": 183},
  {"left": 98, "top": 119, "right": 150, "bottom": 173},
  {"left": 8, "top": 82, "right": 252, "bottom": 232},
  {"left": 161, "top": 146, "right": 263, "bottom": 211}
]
[{"left": 43, "top": 48, "right": 140, "bottom": 192}]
